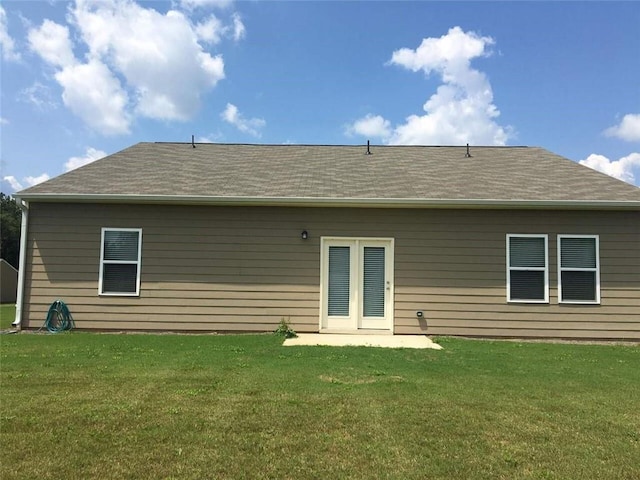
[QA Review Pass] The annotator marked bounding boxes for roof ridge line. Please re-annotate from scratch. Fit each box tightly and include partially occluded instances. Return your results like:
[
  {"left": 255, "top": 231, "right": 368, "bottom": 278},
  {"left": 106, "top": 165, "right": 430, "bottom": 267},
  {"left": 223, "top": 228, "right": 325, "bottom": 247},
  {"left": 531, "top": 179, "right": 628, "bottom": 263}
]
[{"left": 149, "top": 142, "right": 532, "bottom": 148}]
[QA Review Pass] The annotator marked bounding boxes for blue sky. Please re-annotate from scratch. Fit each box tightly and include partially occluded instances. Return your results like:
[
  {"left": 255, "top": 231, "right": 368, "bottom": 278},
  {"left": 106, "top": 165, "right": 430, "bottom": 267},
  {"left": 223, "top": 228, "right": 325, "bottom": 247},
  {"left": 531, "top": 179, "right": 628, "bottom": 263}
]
[{"left": 1, "top": 0, "right": 639, "bottom": 192}]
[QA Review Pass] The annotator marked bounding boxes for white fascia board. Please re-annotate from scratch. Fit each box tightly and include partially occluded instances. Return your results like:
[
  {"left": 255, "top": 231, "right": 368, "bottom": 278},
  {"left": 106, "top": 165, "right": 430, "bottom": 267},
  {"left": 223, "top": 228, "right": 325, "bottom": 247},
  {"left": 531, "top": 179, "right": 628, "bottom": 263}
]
[{"left": 13, "top": 193, "right": 640, "bottom": 210}]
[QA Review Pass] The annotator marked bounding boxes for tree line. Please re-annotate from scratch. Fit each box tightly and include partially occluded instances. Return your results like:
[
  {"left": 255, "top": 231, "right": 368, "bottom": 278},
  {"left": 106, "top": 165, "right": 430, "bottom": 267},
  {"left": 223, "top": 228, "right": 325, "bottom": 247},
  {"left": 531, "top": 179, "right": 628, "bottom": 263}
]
[{"left": 1, "top": 193, "right": 21, "bottom": 269}]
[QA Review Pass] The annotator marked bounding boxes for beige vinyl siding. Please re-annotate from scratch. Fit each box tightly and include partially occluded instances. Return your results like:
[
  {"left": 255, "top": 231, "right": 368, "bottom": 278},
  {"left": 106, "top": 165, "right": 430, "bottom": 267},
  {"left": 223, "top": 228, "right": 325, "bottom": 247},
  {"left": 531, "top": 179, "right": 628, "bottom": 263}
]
[
  {"left": 22, "top": 203, "right": 640, "bottom": 339},
  {"left": 23, "top": 203, "right": 321, "bottom": 333}
]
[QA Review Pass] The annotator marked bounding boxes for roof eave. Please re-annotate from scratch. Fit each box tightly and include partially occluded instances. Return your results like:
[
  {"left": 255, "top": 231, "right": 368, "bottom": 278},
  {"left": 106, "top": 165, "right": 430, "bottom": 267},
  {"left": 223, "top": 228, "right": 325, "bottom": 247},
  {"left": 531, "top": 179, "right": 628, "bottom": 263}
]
[{"left": 13, "top": 193, "right": 640, "bottom": 210}]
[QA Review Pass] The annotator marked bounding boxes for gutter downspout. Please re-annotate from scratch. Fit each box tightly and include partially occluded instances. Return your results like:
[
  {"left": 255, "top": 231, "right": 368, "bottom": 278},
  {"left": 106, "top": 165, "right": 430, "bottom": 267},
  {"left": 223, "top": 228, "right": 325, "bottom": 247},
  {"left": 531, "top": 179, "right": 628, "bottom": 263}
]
[{"left": 12, "top": 199, "right": 28, "bottom": 329}]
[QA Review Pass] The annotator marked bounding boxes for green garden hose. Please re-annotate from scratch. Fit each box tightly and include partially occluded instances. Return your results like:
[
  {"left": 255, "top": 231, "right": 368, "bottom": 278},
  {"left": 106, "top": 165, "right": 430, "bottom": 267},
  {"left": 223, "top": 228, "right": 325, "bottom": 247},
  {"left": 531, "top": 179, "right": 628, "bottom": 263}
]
[{"left": 43, "top": 300, "right": 75, "bottom": 333}]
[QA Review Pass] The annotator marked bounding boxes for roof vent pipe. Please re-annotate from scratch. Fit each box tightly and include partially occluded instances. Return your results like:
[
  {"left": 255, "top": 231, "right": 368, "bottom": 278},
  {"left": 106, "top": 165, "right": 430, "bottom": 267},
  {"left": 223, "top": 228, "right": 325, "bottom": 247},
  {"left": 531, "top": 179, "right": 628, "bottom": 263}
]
[
  {"left": 366, "top": 140, "right": 371, "bottom": 155},
  {"left": 465, "top": 143, "right": 472, "bottom": 158},
  {"left": 192, "top": 135, "right": 196, "bottom": 148}
]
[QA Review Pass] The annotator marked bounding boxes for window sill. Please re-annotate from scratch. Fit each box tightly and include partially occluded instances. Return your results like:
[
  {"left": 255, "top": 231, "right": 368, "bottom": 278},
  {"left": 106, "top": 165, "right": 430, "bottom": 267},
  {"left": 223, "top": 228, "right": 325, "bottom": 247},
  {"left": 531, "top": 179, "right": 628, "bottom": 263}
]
[
  {"left": 99, "top": 292, "right": 140, "bottom": 297},
  {"left": 559, "top": 300, "right": 600, "bottom": 305},
  {"left": 507, "top": 299, "right": 549, "bottom": 304}
]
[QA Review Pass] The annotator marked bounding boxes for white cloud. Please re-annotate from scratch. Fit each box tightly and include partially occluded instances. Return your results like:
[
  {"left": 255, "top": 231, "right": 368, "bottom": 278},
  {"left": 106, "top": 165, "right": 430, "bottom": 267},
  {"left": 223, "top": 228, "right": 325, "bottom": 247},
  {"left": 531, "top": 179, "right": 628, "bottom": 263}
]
[
  {"left": 604, "top": 114, "right": 640, "bottom": 142},
  {"left": 55, "top": 59, "right": 131, "bottom": 135},
  {"left": 28, "top": 17, "right": 130, "bottom": 134},
  {"left": 232, "top": 13, "right": 245, "bottom": 41},
  {"left": 71, "top": 0, "right": 225, "bottom": 122},
  {"left": 25, "top": 173, "right": 51, "bottom": 187},
  {"left": 196, "top": 15, "right": 224, "bottom": 44},
  {"left": 180, "top": 0, "right": 234, "bottom": 10},
  {"left": 27, "top": 0, "right": 233, "bottom": 135},
  {"left": 0, "top": 117, "right": 8, "bottom": 125},
  {"left": 0, "top": 5, "right": 20, "bottom": 61},
  {"left": 221, "top": 103, "right": 265, "bottom": 137},
  {"left": 2, "top": 148, "right": 106, "bottom": 194},
  {"left": 19, "top": 82, "right": 58, "bottom": 111},
  {"left": 345, "top": 114, "right": 391, "bottom": 139},
  {"left": 64, "top": 147, "right": 107, "bottom": 171},
  {"left": 28, "top": 19, "right": 76, "bottom": 68},
  {"left": 196, "top": 132, "right": 223, "bottom": 143},
  {"left": 2, "top": 176, "right": 23, "bottom": 191},
  {"left": 390, "top": 26, "right": 492, "bottom": 77},
  {"left": 347, "top": 27, "right": 510, "bottom": 146},
  {"left": 3, "top": 173, "right": 51, "bottom": 192},
  {"left": 579, "top": 152, "right": 640, "bottom": 185},
  {"left": 195, "top": 12, "right": 244, "bottom": 44}
]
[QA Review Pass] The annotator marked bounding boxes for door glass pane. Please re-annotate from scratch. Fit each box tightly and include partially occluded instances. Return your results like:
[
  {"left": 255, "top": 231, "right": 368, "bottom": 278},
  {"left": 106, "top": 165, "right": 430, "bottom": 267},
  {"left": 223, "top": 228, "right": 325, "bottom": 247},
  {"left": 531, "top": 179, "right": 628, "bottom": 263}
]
[
  {"left": 363, "top": 247, "right": 385, "bottom": 317},
  {"left": 328, "top": 246, "right": 350, "bottom": 316}
]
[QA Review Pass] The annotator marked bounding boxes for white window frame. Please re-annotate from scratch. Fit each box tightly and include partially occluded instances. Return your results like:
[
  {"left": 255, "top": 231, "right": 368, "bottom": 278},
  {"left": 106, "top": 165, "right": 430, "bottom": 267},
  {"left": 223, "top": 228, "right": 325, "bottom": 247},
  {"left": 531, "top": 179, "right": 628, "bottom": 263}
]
[
  {"left": 557, "top": 234, "right": 600, "bottom": 304},
  {"left": 99, "top": 228, "right": 142, "bottom": 296},
  {"left": 506, "top": 234, "right": 549, "bottom": 303}
]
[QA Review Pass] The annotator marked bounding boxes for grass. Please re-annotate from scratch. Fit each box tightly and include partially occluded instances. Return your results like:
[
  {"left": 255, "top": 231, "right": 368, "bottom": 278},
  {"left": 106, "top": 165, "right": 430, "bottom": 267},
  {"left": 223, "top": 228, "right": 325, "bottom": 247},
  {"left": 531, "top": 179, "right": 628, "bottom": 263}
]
[
  {"left": 1, "top": 304, "right": 16, "bottom": 330},
  {"left": 1, "top": 333, "right": 638, "bottom": 479}
]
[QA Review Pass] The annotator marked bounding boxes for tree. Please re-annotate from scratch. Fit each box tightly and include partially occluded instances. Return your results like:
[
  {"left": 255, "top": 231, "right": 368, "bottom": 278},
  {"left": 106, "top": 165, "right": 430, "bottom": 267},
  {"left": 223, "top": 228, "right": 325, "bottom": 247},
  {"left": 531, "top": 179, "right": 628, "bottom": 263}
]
[{"left": 1, "top": 193, "right": 22, "bottom": 268}]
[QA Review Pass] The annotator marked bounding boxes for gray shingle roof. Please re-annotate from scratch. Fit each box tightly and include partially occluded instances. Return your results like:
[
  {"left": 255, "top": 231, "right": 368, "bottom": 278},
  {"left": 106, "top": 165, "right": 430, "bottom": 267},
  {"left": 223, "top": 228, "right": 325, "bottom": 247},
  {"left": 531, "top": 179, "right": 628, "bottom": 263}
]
[{"left": 17, "top": 143, "right": 640, "bottom": 206}]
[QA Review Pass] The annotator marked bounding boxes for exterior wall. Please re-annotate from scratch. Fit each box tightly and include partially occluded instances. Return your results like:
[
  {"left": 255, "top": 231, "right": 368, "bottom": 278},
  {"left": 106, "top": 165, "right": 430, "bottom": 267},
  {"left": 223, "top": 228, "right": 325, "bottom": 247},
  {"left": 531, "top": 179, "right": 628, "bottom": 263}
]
[
  {"left": 22, "top": 203, "right": 640, "bottom": 339},
  {"left": 1, "top": 259, "right": 18, "bottom": 303}
]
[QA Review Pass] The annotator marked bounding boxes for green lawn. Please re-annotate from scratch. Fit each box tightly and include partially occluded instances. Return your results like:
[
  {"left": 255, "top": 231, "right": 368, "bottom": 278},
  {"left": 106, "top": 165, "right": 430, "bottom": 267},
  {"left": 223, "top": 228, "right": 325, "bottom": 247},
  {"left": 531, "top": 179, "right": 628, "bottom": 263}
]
[
  {"left": 1, "top": 303, "right": 16, "bottom": 330},
  {"left": 1, "top": 333, "right": 638, "bottom": 479}
]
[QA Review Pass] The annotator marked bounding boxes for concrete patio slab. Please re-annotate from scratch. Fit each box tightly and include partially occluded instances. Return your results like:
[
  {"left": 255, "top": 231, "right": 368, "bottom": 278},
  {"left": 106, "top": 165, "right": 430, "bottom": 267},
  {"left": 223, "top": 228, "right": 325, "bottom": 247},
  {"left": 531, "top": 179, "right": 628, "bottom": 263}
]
[{"left": 283, "top": 334, "right": 443, "bottom": 350}]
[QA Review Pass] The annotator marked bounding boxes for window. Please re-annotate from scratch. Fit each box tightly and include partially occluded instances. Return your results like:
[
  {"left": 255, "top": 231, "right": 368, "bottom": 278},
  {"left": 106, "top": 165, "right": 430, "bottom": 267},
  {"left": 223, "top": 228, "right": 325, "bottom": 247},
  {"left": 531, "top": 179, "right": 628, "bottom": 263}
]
[
  {"left": 507, "top": 234, "right": 548, "bottom": 302},
  {"left": 558, "top": 235, "right": 599, "bottom": 303},
  {"left": 99, "top": 228, "right": 142, "bottom": 296}
]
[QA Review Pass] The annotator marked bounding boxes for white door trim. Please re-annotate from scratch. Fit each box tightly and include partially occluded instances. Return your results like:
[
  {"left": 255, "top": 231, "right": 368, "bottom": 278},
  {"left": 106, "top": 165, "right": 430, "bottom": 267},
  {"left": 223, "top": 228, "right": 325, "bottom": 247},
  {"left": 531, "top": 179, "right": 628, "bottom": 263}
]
[{"left": 319, "top": 237, "right": 394, "bottom": 333}]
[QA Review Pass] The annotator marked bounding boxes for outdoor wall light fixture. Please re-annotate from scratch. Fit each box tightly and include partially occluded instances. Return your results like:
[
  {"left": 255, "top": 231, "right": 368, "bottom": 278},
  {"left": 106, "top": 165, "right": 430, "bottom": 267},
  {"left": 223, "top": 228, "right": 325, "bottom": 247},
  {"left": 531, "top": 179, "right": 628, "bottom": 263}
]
[{"left": 301, "top": 230, "right": 309, "bottom": 240}]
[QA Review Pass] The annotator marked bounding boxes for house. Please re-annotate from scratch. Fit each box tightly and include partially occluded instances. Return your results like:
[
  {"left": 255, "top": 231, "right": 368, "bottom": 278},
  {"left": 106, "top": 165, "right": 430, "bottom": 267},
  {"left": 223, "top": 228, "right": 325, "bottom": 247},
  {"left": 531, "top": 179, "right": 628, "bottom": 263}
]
[
  {"left": 13, "top": 142, "right": 640, "bottom": 340},
  {"left": 1, "top": 259, "right": 18, "bottom": 304}
]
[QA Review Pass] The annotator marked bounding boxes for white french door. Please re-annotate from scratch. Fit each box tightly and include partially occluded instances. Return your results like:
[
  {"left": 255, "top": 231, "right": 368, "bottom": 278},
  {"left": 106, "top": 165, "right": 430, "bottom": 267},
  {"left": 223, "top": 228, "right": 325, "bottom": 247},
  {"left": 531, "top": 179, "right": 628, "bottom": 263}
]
[{"left": 320, "top": 238, "right": 394, "bottom": 332}]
